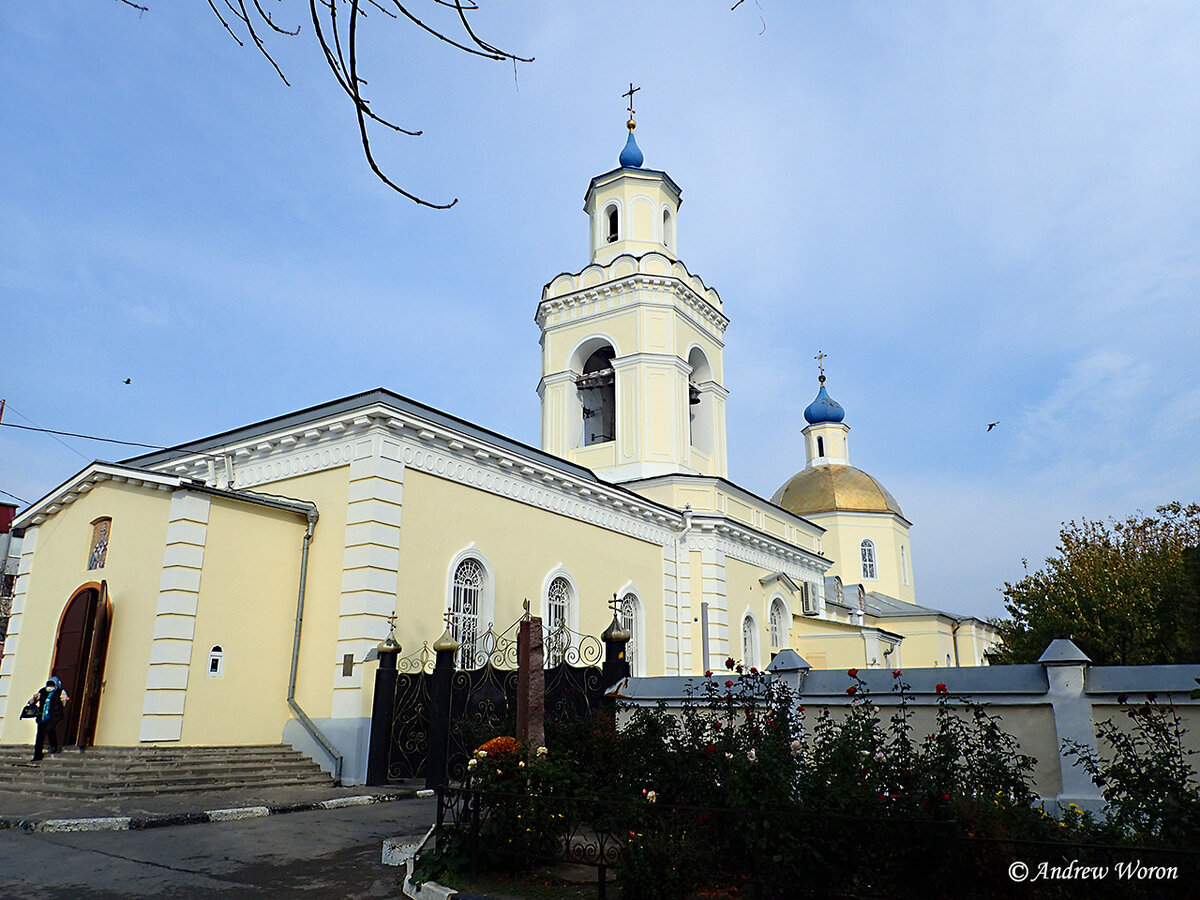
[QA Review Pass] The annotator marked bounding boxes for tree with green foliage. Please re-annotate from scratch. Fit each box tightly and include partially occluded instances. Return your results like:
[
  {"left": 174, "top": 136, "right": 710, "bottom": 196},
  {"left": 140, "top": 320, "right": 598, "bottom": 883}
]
[{"left": 990, "top": 502, "right": 1200, "bottom": 665}]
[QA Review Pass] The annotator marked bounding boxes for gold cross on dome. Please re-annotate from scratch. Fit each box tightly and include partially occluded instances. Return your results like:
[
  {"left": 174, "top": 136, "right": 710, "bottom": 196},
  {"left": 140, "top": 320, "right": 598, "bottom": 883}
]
[
  {"left": 814, "top": 350, "right": 827, "bottom": 377},
  {"left": 609, "top": 593, "right": 621, "bottom": 617},
  {"left": 623, "top": 83, "right": 640, "bottom": 118}
]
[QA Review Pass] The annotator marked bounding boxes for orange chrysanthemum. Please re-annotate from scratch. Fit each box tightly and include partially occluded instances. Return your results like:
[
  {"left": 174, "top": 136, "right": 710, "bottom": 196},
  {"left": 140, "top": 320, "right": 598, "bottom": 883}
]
[{"left": 477, "top": 736, "right": 523, "bottom": 758}]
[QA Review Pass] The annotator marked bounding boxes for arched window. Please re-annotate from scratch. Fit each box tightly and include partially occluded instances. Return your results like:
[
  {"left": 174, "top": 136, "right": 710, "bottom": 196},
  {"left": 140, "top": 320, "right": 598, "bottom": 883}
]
[
  {"left": 816, "top": 435, "right": 825, "bottom": 458},
  {"left": 619, "top": 592, "right": 642, "bottom": 676},
  {"left": 87, "top": 518, "right": 111, "bottom": 570},
  {"left": 742, "top": 614, "right": 759, "bottom": 669},
  {"left": 545, "top": 576, "right": 573, "bottom": 667},
  {"left": 450, "top": 557, "right": 485, "bottom": 668},
  {"left": 860, "top": 540, "right": 877, "bottom": 580},
  {"left": 606, "top": 205, "right": 619, "bottom": 243},
  {"left": 769, "top": 598, "right": 788, "bottom": 649},
  {"left": 207, "top": 646, "right": 224, "bottom": 678},
  {"left": 900, "top": 545, "right": 909, "bottom": 586},
  {"left": 578, "top": 345, "right": 616, "bottom": 446},
  {"left": 662, "top": 208, "right": 673, "bottom": 249}
]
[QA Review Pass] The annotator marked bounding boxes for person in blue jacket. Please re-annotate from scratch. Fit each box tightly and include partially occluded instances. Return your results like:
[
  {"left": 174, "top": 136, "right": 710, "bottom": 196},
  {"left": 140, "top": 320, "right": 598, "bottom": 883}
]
[{"left": 30, "top": 676, "right": 69, "bottom": 761}]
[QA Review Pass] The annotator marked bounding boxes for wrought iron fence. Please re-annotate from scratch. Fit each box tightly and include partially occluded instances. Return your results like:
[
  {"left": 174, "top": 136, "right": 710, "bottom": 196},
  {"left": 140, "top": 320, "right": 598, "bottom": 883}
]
[{"left": 433, "top": 787, "right": 1200, "bottom": 900}]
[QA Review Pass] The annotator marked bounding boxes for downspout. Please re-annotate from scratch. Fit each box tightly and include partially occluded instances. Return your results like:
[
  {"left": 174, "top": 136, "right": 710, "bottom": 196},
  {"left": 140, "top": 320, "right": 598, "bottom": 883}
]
[
  {"left": 951, "top": 618, "right": 961, "bottom": 667},
  {"left": 287, "top": 508, "right": 344, "bottom": 783}
]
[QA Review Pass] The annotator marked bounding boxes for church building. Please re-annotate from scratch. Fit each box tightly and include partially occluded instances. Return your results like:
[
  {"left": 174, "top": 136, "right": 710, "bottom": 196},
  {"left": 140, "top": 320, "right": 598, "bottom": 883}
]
[{"left": 0, "top": 113, "right": 996, "bottom": 782}]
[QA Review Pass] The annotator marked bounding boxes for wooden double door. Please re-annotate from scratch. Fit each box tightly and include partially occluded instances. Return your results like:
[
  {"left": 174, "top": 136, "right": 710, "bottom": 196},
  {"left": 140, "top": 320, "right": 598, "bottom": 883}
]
[{"left": 52, "top": 582, "right": 112, "bottom": 747}]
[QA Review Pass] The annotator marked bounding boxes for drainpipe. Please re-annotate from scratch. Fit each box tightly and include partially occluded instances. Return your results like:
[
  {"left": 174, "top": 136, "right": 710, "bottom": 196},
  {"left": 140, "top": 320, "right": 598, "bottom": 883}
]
[
  {"left": 951, "top": 618, "right": 961, "bottom": 667},
  {"left": 287, "top": 508, "right": 344, "bottom": 783}
]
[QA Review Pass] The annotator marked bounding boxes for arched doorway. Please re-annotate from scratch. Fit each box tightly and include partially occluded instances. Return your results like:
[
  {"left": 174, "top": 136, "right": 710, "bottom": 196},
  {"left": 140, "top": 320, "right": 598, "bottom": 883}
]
[{"left": 51, "top": 582, "right": 112, "bottom": 747}]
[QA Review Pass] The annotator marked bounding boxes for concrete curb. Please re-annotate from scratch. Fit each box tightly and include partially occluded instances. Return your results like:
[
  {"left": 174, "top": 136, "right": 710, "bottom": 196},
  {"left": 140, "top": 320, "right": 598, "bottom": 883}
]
[{"left": 0, "top": 790, "right": 414, "bottom": 834}]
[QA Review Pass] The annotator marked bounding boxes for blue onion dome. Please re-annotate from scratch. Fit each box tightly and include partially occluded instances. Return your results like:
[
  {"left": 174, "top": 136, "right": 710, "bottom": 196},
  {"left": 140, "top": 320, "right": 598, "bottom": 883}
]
[
  {"left": 803, "top": 377, "right": 845, "bottom": 424},
  {"left": 619, "top": 129, "right": 644, "bottom": 168}
]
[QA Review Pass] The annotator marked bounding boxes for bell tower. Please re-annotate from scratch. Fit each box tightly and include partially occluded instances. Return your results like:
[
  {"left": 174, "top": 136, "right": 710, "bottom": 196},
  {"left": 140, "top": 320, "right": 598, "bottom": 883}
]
[{"left": 536, "top": 90, "right": 729, "bottom": 483}]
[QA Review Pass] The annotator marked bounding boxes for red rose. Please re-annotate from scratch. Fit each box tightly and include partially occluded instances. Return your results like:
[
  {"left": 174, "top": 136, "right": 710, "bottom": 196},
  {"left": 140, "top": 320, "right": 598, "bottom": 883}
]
[
  {"left": 846, "top": 686, "right": 857, "bottom": 696},
  {"left": 725, "top": 680, "right": 734, "bottom": 688},
  {"left": 942, "top": 793, "right": 950, "bottom": 800},
  {"left": 847, "top": 668, "right": 859, "bottom": 677},
  {"left": 706, "top": 743, "right": 716, "bottom": 754},
  {"left": 725, "top": 657, "right": 735, "bottom": 670},
  {"left": 750, "top": 667, "right": 758, "bottom": 675},
  {"left": 935, "top": 683, "right": 948, "bottom": 694},
  {"left": 892, "top": 669, "right": 902, "bottom": 678}
]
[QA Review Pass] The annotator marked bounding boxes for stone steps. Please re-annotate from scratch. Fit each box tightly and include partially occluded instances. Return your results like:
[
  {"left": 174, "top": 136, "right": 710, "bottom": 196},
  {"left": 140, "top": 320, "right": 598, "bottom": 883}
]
[{"left": 0, "top": 744, "right": 335, "bottom": 798}]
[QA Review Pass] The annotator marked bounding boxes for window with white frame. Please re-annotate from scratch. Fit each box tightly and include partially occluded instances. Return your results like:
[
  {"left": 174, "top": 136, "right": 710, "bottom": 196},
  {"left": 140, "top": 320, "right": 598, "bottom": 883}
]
[
  {"left": 545, "top": 576, "right": 573, "bottom": 667},
  {"left": 900, "top": 544, "right": 909, "bottom": 586},
  {"left": 769, "top": 598, "right": 787, "bottom": 649},
  {"left": 619, "top": 592, "right": 641, "bottom": 676},
  {"left": 860, "top": 539, "right": 878, "bottom": 580},
  {"left": 451, "top": 557, "right": 485, "bottom": 668},
  {"left": 742, "top": 614, "right": 759, "bottom": 669}
]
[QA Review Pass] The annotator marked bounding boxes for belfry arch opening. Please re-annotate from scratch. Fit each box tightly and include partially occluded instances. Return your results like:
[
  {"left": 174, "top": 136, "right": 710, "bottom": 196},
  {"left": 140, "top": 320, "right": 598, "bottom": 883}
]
[
  {"left": 605, "top": 205, "right": 619, "bottom": 243},
  {"left": 687, "top": 347, "right": 714, "bottom": 456},
  {"left": 574, "top": 341, "right": 616, "bottom": 447}
]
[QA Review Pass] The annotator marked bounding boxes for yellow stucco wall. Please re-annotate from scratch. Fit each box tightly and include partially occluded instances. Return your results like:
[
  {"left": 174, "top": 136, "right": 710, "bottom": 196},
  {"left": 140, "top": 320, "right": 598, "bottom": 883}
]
[
  {"left": 811, "top": 510, "right": 915, "bottom": 604},
  {"left": 179, "top": 499, "right": 306, "bottom": 745},
  {"left": 394, "top": 468, "right": 667, "bottom": 667},
  {"left": 1, "top": 480, "right": 171, "bottom": 744}
]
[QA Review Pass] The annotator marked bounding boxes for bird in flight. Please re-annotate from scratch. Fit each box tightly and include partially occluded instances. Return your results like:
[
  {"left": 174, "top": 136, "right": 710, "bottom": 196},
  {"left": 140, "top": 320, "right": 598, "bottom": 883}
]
[
  {"left": 123, "top": 378, "right": 132, "bottom": 385},
  {"left": 986, "top": 422, "right": 999, "bottom": 432}
]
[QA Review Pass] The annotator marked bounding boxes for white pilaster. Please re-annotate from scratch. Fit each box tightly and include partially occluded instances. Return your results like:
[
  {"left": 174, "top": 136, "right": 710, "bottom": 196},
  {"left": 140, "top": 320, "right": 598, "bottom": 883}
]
[
  {"left": 333, "top": 437, "right": 405, "bottom": 718},
  {"left": 702, "top": 546, "right": 728, "bottom": 662},
  {"left": 140, "top": 490, "right": 210, "bottom": 742},
  {"left": 0, "top": 525, "right": 38, "bottom": 724}
]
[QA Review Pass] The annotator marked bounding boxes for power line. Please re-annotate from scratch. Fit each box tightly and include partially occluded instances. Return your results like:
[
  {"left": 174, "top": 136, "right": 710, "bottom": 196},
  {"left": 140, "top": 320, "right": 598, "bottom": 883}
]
[
  {"left": 1, "top": 421, "right": 167, "bottom": 451},
  {"left": 2, "top": 405, "right": 90, "bottom": 461},
  {"left": 0, "top": 487, "right": 29, "bottom": 505}
]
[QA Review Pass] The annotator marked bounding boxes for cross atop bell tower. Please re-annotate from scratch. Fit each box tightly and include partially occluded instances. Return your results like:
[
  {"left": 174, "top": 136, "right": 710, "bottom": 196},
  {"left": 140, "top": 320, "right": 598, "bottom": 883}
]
[{"left": 582, "top": 89, "right": 682, "bottom": 266}]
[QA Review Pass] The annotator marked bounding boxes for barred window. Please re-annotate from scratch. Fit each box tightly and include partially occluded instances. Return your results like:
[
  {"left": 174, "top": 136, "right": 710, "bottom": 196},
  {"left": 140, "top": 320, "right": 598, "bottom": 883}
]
[
  {"left": 545, "top": 576, "right": 572, "bottom": 667},
  {"left": 769, "top": 599, "right": 787, "bottom": 649},
  {"left": 742, "top": 615, "right": 758, "bottom": 669},
  {"left": 451, "top": 558, "right": 485, "bottom": 668},
  {"left": 860, "top": 539, "right": 877, "bottom": 580},
  {"left": 620, "top": 592, "right": 641, "bottom": 676}
]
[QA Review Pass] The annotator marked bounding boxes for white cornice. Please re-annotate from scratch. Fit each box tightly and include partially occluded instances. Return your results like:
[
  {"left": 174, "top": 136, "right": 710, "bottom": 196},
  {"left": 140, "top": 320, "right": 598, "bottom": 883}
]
[
  {"left": 686, "top": 515, "right": 830, "bottom": 581},
  {"left": 537, "top": 273, "right": 729, "bottom": 335},
  {"left": 15, "top": 463, "right": 185, "bottom": 528},
  {"left": 137, "top": 402, "right": 684, "bottom": 546}
]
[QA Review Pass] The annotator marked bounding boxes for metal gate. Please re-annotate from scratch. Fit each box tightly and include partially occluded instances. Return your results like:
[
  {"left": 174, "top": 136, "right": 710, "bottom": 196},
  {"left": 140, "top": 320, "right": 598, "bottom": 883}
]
[{"left": 378, "top": 618, "right": 610, "bottom": 784}]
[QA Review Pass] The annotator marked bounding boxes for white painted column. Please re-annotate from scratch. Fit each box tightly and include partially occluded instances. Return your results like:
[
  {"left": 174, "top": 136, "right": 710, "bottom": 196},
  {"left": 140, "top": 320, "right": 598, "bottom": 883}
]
[
  {"left": 139, "top": 490, "right": 211, "bottom": 742},
  {"left": 702, "top": 546, "right": 728, "bottom": 663},
  {"left": 332, "top": 437, "right": 404, "bottom": 719},
  {"left": 661, "top": 545, "right": 682, "bottom": 675},
  {"left": 0, "top": 525, "right": 39, "bottom": 725}
]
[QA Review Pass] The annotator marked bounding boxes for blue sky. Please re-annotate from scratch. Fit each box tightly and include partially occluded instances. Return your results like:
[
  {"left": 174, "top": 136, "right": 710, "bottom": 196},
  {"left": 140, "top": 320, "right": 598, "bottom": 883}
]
[{"left": 3, "top": 2, "right": 1198, "bottom": 620}]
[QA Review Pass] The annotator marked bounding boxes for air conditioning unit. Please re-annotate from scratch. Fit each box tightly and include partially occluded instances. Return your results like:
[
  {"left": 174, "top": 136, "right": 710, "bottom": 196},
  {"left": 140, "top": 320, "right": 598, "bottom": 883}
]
[{"left": 801, "top": 583, "right": 819, "bottom": 616}]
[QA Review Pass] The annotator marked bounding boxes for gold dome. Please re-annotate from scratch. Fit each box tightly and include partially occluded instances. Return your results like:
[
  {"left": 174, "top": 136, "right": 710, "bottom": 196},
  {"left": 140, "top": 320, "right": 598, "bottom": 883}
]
[{"left": 771, "top": 465, "right": 904, "bottom": 518}]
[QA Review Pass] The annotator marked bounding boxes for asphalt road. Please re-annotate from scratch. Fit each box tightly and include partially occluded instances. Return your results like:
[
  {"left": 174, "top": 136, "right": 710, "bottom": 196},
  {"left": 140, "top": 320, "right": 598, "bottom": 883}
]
[{"left": 0, "top": 796, "right": 437, "bottom": 899}]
